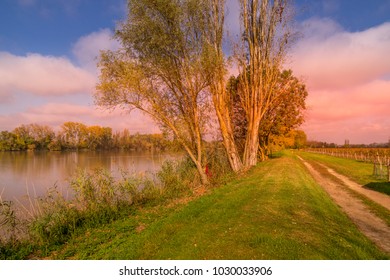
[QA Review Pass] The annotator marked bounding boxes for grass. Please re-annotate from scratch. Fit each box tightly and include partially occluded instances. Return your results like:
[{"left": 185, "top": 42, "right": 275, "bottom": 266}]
[
  {"left": 298, "top": 151, "right": 390, "bottom": 196},
  {"left": 48, "top": 151, "right": 388, "bottom": 260},
  {"left": 1, "top": 149, "right": 233, "bottom": 259},
  {"left": 297, "top": 151, "right": 390, "bottom": 228},
  {"left": 0, "top": 157, "right": 201, "bottom": 259}
]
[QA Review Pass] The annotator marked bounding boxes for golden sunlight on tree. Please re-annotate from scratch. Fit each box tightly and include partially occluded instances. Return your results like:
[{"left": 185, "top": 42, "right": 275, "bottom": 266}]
[
  {"left": 229, "top": 69, "right": 307, "bottom": 160},
  {"left": 96, "top": 0, "right": 215, "bottom": 184},
  {"left": 237, "top": 0, "right": 295, "bottom": 167},
  {"left": 96, "top": 0, "right": 305, "bottom": 177}
]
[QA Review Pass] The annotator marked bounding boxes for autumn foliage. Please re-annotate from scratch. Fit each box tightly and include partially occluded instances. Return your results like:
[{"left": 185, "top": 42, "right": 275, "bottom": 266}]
[{"left": 0, "top": 122, "right": 175, "bottom": 152}]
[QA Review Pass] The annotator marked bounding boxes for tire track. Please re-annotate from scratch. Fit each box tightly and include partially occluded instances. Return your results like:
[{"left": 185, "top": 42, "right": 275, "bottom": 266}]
[{"left": 298, "top": 156, "right": 390, "bottom": 254}]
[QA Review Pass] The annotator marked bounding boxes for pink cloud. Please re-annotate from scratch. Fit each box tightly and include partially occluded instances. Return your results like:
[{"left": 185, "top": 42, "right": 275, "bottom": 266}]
[
  {"left": 290, "top": 19, "right": 390, "bottom": 144},
  {"left": 306, "top": 80, "right": 390, "bottom": 121},
  {"left": 0, "top": 28, "right": 159, "bottom": 135},
  {"left": 0, "top": 92, "right": 13, "bottom": 104},
  {"left": 302, "top": 80, "right": 390, "bottom": 144},
  {"left": 0, "top": 52, "right": 95, "bottom": 96},
  {"left": 0, "top": 102, "right": 159, "bottom": 134},
  {"left": 302, "top": 117, "right": 390, "bottom": 145},
  {"left": 292, "top": 20, "right": 390, "bottom": 90}
]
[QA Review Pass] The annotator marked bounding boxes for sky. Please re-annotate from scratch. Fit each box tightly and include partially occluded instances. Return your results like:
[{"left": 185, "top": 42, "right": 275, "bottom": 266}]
[{"left": 0, "top": 0, "right": 389, "bottom": 145}]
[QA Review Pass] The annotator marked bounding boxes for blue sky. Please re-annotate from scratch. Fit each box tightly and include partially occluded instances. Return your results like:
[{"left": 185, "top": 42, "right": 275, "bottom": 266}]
[
  {"left": 0, "top": 0, "right": 125, "bottom": 57},
  {"left": 0, "top": 0, "right": 389, "bottom": 144},
  {"left": 296, "top": 0, "right": 390, "bottom": 31}
]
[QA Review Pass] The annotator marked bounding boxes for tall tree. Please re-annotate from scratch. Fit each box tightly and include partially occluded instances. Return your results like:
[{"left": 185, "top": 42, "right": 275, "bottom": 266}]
[
  {"left": 257, "top": 70, "right": 307, "bottom": 159},
  {"left": 29, "top": 124, "right": 55, "bottom": 149},
  {"left": 13, "top": 125, "right": 34, "bottom": 149},
  {"left": 86, "top": 126, "right": 112, "bottom": 150},
  {"left": 202, "top": 0, "right": 244, "bottom": 172},
  {"left": 96, "top": 0, "right": 213, "bottom": 184},
  {"left": 13, "top": 124, "right": 55, "bottom": 150},
  {"left": 237, "top": 0, "right": 294, "bottom": 167},
  {"left": 60, "top": 122, "right": 88, "bottom": 149},
  {"left": 229, "top": 69, "right": 307, "bottom": 160},
  {"left": 0, "top": 131, "right": 18, "bottom": 151}
]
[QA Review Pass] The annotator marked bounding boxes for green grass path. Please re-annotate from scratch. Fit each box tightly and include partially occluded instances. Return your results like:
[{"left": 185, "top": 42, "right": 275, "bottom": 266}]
[{"left": 53, "top": 151, "right": 389, "bottom": 259}]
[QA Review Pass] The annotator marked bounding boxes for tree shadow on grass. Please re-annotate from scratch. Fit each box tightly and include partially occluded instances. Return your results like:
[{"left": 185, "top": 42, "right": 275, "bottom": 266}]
[
  {"left": 364, "top": 182, "right": 390, "bottom": 196},
  {"left": 268, "top": 151, "right": 285, "bottom": 159},
  {"left": 269, "top": 154, "right": 282, "bottom": 159}
]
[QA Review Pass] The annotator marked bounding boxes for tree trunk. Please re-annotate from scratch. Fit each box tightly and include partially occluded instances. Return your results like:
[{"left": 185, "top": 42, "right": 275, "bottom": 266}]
[
  {"left": 243, "top": 119, "right": 260, "bottom": 167},
  {"left": 207, "top": 0, "right": 244, "bottom": 174},
  {"left": 169, "top": 123, "right": 209, "bottom": 186},
  {"left": 387, "top": 162, "right": 390, "bottom": 182},
  {"left": 223, "top": 134, "right": 244, "bottom": 172},
  {"left": 214, "top": 99, "right": 244, "bottom": 172},
  {"left": 194, "top": 161, "right": 209, "bottom": 186},
  {"left": 183, "top": 146, "right": 209, "bottom": 185},
  {"left": 386, "top": 157, "right": 390, "bottom": 181}
]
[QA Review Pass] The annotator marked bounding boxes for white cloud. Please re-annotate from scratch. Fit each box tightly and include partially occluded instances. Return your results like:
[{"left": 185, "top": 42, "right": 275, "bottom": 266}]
[
  {"left": 0, "top": 28, "right": 159, "bottom": 134},
  {"left": 0, "top": 29, "right": 122, "bottom": 101},
  {"left": 0, "top": 52, "right": 95, "bottom": 96},
  {"left": 72, "top": 28, "right": 120, "bottom": 74},
  {"left": 298, "top": 17, "right": 343, "bottom": 41},
  {"left": 291, "top": 20, "right": 390, "bottom": 90}
]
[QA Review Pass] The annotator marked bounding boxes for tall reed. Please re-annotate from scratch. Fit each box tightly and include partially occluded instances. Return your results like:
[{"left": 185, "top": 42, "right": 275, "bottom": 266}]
[
  {"left": 0, "top": 160, "right": 184, "bottom": 257},
  {"left": 1, "top": 152, "right": 231, "bottom": 259}
]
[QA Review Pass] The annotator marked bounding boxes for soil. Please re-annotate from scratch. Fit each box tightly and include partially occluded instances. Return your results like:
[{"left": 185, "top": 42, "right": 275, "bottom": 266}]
[{"left": 298, "top": 156, "right": 390, "bottom": 254}]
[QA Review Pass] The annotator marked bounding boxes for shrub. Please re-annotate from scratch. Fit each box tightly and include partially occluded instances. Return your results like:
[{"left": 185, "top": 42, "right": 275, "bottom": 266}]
[
  {"left": 1, "top": 154, "right": 230, "bottom": 258},
  {"left": 157, "top": 160, "right": 191, "bottom": 198},
  {"left": 0, "top": 200, "right": 18, "bottom": 244},
  {"left": 205, "top": 142, "right": 234, "bottom": 184}
]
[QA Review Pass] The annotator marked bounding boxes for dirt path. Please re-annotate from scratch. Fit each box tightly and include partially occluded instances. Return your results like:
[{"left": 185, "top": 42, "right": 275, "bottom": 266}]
[
  {"left": 324, "top": 166, "right": 390, "bottom": 211},
  {"left": 298, "top": 156, "right": 390, "bottom": 254}
]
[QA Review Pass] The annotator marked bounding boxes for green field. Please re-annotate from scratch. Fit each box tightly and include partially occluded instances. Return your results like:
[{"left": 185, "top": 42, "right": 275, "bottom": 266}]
[
  {"left": 45, "top": 151, "right": 388, "bottom": 260},
  {"left": 298, "top": 151, "right": 390, "bottom": 196},
  {"left": 297, "top": 151, "right": 390, "bottom": 228}
]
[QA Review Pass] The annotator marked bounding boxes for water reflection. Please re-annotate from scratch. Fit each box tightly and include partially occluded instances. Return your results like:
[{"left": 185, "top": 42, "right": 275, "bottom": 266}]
[{"left": 0, "top": 150, "right": 181, "bottom": 202}]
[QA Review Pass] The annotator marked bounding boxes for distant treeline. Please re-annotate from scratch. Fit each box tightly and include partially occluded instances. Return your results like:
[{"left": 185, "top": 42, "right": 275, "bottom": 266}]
[
  {"left": 306, "top": 140, "right": 390, "bottom": 149},
  {"left": 0, "top": 122, "right": 179, "bottom": 152}
]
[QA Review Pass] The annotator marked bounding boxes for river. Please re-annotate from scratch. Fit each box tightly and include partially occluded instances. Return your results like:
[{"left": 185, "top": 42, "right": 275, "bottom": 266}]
[{"left": 0, "top": 150, "right": 181, "bottom": 202}]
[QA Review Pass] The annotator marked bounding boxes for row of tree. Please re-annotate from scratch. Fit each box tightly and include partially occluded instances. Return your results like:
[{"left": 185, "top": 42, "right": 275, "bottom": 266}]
[
  {"left": 0, "top": 122, "right": 175, "bottom": 152},
  {"left": 96, "top": 0, "right": 307, "bottom": 184},
  {"left": 306, "top": 148, "right": 390, "bottom": 181},
  {"left": 306, "top": 141, "right": 390, "bottom": 149}
]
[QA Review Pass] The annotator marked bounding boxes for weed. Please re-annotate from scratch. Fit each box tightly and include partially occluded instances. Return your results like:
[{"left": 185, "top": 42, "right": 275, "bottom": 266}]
[
  {"left": 0, "top": 200, "right": 18, "bottom": 244},
  {"left": 1, "top": 156, "right": 211, "bottom": 259},
  {"left": 157, "top": 160, "right": 191, "bottom": 198}
]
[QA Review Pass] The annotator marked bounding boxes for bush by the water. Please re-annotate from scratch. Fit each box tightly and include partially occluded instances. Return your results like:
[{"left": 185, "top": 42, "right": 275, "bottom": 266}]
[{"left": 0, "top": 149, "right": 232, "bottom": 259}]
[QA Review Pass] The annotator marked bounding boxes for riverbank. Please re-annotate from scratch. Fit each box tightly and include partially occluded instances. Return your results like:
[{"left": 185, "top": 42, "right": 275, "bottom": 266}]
[
  {"left": 2, "top": 151, "right": 389, "bottom": 259},
  {"left": 0, "top": 150, "right": 183, "bottom": 202}
]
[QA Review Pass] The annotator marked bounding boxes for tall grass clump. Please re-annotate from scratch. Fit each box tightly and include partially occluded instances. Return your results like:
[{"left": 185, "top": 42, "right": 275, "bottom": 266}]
[
  {"left": 1, "top": 197, "right": 35, "bottom": 259},
  {"left": 205, "top": 142, "right": 234, "bottom": 184},
  {"left": 28, "top": 168, "right": 148, "bottom": 247},
  {"left": 0, "top": 200, "right": 18, "bottom": 244},
  {"left": 158, "top": 159, "right": 197, "bottom": 197},
  {"left": 28, "top": 191, "right": 80, "bottom": 246},
  {"left": 1, "top": 154, "right": 223, "bottom": 259}
]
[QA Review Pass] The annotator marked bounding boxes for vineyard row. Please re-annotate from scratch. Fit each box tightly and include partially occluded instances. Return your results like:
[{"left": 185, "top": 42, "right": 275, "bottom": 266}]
[{"left": 305, "top": 148, "right": 390, "bottom": 182}]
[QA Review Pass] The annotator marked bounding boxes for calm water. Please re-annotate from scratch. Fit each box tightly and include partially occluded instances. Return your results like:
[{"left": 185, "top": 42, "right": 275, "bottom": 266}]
[{"left": 0, "top": 150, "right": 181, "bottom": 202}]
